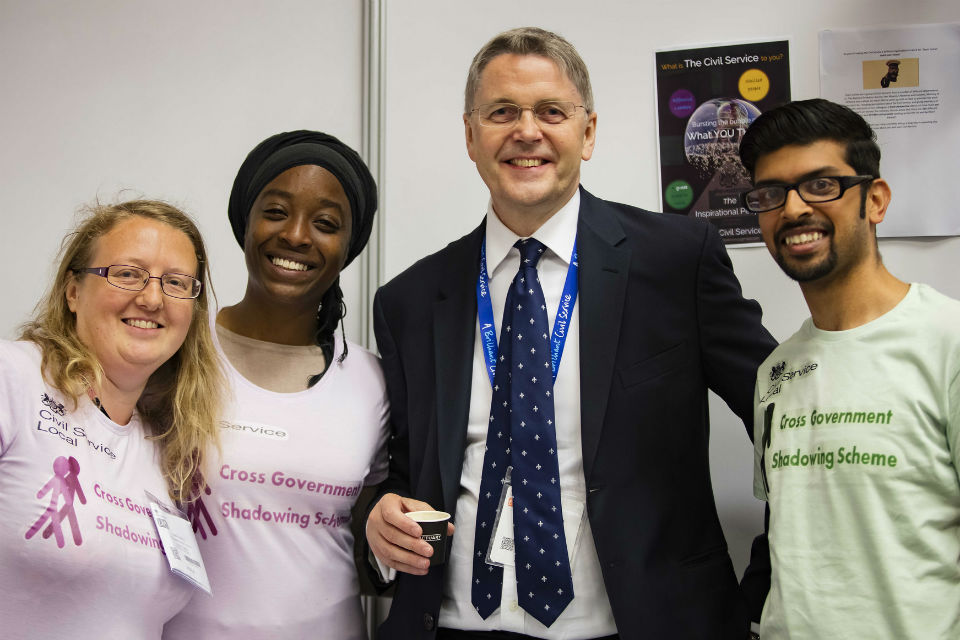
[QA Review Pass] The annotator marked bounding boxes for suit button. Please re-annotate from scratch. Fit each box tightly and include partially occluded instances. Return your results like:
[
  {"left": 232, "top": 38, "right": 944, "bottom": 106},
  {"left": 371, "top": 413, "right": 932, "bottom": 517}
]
[{"left": 423, "top": 613, "right": 436, "bottom": 631}]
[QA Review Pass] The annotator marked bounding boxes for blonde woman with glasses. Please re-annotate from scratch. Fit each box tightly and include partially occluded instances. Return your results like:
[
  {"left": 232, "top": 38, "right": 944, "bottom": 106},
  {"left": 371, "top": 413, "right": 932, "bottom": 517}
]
[{"left": 0, "top": 200, "right": 224, "bottom": 639}]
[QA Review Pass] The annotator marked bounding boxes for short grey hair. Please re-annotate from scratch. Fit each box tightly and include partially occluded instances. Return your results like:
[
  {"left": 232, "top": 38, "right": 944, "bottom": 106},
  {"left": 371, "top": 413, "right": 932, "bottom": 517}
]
[{"left": 464, "top": 27, "right": 594, "bottom": 114}]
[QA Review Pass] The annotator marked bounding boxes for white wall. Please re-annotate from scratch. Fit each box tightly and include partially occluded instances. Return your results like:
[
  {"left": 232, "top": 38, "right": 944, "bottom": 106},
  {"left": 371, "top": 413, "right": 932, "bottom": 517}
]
[
  {"left": 0, "top": 0, "right": 366, "bottom": 340},
  {"left": 3, "top": 0, "right": 959, "bottom": 602},
  {"left": 381, "top": 0, "right": 960, "bottom": 576}
]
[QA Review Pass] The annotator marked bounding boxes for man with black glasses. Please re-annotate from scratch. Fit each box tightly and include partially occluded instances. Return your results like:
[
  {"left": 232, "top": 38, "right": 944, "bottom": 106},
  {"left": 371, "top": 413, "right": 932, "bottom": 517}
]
[
  {"left": 739, "top": 98, "right": 960, "bottom": 639},
  {"left": 365, "top": 26, "right": 775, "bottom": 640}
]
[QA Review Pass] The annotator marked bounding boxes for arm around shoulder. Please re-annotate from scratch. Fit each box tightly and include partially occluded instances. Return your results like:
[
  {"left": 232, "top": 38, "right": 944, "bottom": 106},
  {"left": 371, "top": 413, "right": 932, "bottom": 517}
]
[{"left": 695, "top": 225, "right": 777, "bottom": 433}]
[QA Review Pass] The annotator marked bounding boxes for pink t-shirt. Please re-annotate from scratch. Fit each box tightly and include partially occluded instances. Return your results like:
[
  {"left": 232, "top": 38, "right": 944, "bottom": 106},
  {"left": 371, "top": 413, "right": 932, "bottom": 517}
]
[
  {"left": 163, "top": 333, "right": 389, "bottom": 639},
  {"left": 0, "top": 340, "right": 191, "bottom": 639}
]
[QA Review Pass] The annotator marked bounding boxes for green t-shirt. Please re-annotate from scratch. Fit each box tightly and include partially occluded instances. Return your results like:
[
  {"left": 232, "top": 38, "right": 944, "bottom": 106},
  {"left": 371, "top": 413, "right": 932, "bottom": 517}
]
[{"left": 754, "top": 283, "right": 960, "bottom": 639}]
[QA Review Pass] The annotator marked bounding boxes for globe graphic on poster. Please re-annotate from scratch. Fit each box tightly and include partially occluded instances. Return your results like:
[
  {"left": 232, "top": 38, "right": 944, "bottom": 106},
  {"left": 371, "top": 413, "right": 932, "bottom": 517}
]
[{"left": 683, "top": 98, "right": 760, "bottom": 186}]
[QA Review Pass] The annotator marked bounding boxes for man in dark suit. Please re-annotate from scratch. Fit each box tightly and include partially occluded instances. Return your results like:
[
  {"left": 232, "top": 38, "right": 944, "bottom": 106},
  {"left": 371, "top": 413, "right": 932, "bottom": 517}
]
[{"left": 365, "top": 27, "right": 775, "bottom": 640}]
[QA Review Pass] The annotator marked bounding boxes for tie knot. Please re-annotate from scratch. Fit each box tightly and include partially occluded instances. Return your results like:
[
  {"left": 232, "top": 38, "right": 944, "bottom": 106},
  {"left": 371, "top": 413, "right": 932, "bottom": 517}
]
[{"left": 515, "top": 238, "right": 546, "bottom": 269}]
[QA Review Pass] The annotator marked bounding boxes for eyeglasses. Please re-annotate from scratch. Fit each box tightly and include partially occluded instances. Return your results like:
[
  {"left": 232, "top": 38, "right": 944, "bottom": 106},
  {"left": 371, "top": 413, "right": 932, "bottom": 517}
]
[
  {"left": 470, "top": 101, "right": 585, "bottom": 127},
  {"left": 743, "top": 175, "right": 874, "bottom": 213},
  {"left": 76, "top": 265, "right": 202, "bottom": 299}
]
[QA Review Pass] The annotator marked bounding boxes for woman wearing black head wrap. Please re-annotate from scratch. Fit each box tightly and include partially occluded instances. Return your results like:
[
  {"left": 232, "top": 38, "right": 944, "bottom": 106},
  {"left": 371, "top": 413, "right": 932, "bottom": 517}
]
[
  {"left": 225, "top": 129, "right": 378, "bottom": 379},
  {"left": 164, "top": 131, "right": 388, "bottom": 640}
]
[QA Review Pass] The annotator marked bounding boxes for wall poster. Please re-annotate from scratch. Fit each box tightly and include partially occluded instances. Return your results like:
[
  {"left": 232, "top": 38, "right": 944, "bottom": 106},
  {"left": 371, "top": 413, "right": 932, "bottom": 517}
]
[
  {"left": 820, "top": 23, "right": 960, "bottom": 237},
  {"left": 655, "top": 40, "right": 791, "bottom": 245}
]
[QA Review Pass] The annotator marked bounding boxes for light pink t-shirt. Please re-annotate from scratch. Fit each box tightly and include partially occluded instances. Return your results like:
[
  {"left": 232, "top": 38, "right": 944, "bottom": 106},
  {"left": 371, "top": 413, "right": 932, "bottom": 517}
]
[
  {"left": 0, "top": 340, "right": 191, "bottom": 639},
  {"left": 163, "top": 332, "right": 389, "bottom": 639}
]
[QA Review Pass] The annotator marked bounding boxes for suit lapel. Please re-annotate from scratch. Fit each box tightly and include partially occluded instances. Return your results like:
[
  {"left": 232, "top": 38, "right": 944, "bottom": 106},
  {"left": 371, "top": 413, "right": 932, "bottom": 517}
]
[
  {"left": 434, "top": 222, "right": 484, "bottom": 513},
  {"left": 577, "top": 189, "right": 630, "bottom": 485}
]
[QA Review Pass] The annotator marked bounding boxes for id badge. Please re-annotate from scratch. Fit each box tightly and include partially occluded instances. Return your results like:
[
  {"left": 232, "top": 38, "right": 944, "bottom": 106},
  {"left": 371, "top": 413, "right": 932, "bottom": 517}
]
[
  {"left": 146, "top": 490, "right": 212, "bottom": 594},
  {"left": 486, "top": 467, "right": 515, "bottom": 567},
  {"left": 484, "top": 468, "right": 588, "bottom": 571}
]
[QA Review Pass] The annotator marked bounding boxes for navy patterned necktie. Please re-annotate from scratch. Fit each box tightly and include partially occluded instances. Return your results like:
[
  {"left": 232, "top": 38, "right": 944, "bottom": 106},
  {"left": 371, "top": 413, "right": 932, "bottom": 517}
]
[{"left": 471, "top": 238, "right": 574, "bottom": 627}]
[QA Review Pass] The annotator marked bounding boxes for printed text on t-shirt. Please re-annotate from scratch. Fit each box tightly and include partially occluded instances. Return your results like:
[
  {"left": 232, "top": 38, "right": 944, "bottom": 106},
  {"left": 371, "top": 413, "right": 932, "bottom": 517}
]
[
  {"left": 36, "top": 405, "right": 117, "bottom": 459},
  {"left": 218, "top": 464, "right": 362, "bottom": 497}
]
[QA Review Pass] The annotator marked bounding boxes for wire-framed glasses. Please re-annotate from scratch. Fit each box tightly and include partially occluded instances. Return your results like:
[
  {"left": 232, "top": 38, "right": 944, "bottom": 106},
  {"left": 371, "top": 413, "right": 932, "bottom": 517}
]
[
  {"left": 470, "top": 101, "right": 585, "bottom": 127},
  {"left": 76, "top": 265, "right": 202, "bottom": 299}
]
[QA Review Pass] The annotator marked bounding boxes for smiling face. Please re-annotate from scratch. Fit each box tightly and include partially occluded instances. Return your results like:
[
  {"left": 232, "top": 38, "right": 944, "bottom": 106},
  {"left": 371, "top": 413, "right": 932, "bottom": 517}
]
[
  {"left": 243, "top": 164, "right": 352, "bottom": 312},
  {"left": 754, "top": 140, "right": 887, "bottom": 285},
  {"left": 66, "top": 216, "right": 198, "bottom": 390},
  {"left": 464, "top": 54, "right": 596, "bottom": 234}
]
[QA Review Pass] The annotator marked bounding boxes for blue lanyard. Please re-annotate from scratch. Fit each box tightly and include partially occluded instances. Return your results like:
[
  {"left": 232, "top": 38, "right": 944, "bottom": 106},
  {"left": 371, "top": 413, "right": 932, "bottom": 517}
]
[{"left": 476, "top": 236, "right": 579, "bottom": 387}]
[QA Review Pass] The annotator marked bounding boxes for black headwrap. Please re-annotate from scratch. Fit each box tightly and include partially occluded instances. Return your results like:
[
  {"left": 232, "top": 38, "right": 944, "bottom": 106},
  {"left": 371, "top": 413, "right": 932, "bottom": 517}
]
[
  {"left": 227, "top": 130, "right": 377, "bottom": 266},
  {"left": 227, "top": 130, "right": 378, "bottom": 383}
]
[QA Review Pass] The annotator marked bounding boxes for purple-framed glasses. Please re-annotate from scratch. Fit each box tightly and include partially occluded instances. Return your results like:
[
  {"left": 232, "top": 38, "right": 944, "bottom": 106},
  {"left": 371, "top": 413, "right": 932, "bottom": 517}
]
[{"left": 76, "top": 265, "right": 201, "bottom": 299}]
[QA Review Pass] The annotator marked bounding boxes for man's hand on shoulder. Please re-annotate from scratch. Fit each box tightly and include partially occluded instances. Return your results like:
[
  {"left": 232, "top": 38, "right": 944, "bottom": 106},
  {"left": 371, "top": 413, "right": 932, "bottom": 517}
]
[{"left": 366, "top": 493, "right": 455, "bottom": 576}]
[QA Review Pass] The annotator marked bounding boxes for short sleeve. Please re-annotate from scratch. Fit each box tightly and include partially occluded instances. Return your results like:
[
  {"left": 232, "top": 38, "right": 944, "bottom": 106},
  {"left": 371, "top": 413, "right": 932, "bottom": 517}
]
[
  {"left": 947, "top": 365, "right": 960, "bottom": 482},
  {"left": 361, "top": 352, "right": 391, "bottom": 488},
  {"left": 364, "top": 386, "right": 390, "bottom": 487},
  {"left": 753, "top": 377, "right": 769, "bottom": 501},
  {"left": 0, "top": 341, "right": 38, "bottom": 456}
]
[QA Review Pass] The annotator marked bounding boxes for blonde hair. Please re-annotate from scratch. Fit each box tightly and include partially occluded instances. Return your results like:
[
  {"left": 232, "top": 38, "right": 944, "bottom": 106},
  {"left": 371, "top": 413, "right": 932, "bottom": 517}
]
[{"left": 19, "top": 200, "right": 223, "bottom": 502}]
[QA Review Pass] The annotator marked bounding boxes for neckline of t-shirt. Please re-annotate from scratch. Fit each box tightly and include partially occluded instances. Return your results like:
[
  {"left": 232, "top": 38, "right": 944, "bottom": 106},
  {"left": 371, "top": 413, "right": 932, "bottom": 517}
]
[
  {"left": 216, "top": 323, "right": 327, "bottom": 357},
  {"left": 211, "top": 311, "right": 343, "bottom": 398},
  {"left": 83, "top": 394, "right": 143, "bottom": 437},
  {"left": 802, "top": 282, "right": 919, "bottom": 343},
  {"left": 22, "top": 340, "right": 140, "bottom": 438}
]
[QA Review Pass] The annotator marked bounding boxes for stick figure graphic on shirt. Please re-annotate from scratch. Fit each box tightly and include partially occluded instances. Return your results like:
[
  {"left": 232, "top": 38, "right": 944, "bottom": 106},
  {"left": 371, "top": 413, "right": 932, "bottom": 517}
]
[
  {"left": 25, "top": 456, "right": 85, "bottom": 548},
  {"left": 186, "top": 481, "right": 217, "bottom": 539},
  {"left": 42, "top": 456, "right": 86, "bottom": 545}
]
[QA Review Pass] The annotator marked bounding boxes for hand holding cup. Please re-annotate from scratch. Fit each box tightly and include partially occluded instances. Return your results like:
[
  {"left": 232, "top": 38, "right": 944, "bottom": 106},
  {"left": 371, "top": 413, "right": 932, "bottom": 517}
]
[
  {"left": 366, "top": 494, "right": 455, "bottom": 575},
  {"left": 405, "top": 511, "right": 451, "bottom": 566}
]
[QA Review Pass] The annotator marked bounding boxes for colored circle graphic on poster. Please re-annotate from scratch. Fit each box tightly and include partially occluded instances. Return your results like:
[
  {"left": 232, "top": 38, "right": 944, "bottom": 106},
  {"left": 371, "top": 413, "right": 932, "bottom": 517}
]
[
  {"left": 664, "top": 180, "right": 694, "bottom": 209},
  {"left": 683, "top": 98, "right": 761, "bottom": 187},
  {"left": 669, "top": 89, "right": 696, "bottom": 117},
  {"left": 738, "top": 68, "right": 770, "bottom": 101}
]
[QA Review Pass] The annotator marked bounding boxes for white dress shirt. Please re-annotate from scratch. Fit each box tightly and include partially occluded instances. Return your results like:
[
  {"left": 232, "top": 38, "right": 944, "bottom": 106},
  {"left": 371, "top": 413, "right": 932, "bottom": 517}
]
[{"left": 437, "top": 191, "right": 618, "bottom": 638}]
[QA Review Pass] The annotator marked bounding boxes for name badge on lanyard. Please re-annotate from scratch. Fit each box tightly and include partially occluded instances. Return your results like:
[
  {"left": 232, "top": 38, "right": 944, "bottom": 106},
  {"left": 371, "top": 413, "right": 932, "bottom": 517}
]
[
  {"left": 146, "top": 490, "right": 212, "bottom": 594},
  {"left": 476, "top": 236, "right": 579, "bottom": 387}
]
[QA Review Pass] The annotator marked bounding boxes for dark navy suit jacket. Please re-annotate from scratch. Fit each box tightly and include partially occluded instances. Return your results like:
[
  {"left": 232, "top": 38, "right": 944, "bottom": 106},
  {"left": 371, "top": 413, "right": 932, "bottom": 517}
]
[{"left": 370, "top": 188, "right": 776, "bottom": 639}]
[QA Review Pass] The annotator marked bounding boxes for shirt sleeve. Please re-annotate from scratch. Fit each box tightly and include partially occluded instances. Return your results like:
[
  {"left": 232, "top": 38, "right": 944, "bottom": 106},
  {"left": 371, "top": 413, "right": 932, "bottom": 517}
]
[
  {"left": 368, "top": 547, "right": 398, "bottom": 584},
  {"left": 0, "top": 341, "right": 24, "bottom": 456},
  {"left": 946, "top": 364, "right": 960, "bottom": 481},
  {"left": 363, "top": 376, "right": 391, "bottom": 488},
  {"left": 753, "top": 377, "right": 769, "bottom": 501}
]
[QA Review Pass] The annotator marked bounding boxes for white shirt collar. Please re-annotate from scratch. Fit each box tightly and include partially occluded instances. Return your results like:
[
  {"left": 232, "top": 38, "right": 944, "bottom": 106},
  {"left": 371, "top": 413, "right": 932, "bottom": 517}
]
[{"left": 484, "top": 189, "right": 580, "bottom": 278}]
